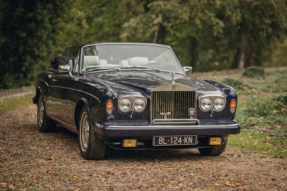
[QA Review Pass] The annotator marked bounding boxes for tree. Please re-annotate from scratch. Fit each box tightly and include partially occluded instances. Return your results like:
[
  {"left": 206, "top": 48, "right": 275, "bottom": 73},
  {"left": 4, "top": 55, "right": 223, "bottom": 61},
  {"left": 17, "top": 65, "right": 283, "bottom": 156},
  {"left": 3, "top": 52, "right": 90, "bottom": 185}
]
[{"left": 0, "top": 0, "right": 73, "bottom": 89}]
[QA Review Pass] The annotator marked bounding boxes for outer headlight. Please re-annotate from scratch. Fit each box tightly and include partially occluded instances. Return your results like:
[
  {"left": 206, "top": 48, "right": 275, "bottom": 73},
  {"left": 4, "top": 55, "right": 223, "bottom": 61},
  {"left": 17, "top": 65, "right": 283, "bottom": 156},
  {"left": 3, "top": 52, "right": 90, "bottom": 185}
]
[
  {"left": 118, "top": 98, "right": 132, "bottom": 113},
  {"left": 200, "top": 97, "right": 212, "bottom": 112},
  {"left": 133, "top": 98, "right": 146, "bottom": 112},
  {"left": 213, "top": 98, "right": 226, "bottom": 111}
]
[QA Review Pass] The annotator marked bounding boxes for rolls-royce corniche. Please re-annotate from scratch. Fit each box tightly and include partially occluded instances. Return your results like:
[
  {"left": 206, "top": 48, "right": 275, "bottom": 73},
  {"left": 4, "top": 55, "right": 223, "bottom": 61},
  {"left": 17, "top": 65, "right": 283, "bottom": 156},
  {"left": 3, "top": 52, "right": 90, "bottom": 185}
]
[{"left": 33, "top": 43, "right": 240, "bottom": 160}]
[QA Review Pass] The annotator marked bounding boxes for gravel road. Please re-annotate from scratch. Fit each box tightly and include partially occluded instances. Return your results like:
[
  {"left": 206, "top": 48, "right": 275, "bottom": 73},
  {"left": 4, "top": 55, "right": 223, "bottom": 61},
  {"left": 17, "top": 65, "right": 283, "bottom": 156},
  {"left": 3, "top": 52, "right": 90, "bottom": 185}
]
[{"left": 0, "top": 104, "right": 286, "bottom": 190}]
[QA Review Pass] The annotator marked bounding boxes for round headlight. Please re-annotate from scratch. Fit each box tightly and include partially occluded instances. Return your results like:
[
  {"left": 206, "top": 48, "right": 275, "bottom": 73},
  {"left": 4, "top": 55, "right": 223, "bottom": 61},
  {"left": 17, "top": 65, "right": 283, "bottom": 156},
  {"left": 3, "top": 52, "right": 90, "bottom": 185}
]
[
  {"left": 133, "top": 98, "right": 146, "bottom": 112},
  {"left": 213, "top": 98, "right": 226, "bottom": 111},
  {"left": 200, "top": 98, "right": 212, "bottom": 112},
  {"left": 118, "top": 98, "right": 132, "bottom": 113}
]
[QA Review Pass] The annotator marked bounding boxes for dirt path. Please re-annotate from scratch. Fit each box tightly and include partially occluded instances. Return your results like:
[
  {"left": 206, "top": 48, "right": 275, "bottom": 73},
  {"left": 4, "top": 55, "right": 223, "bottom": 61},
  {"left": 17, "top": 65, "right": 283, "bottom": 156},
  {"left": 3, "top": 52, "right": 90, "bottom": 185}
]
[
  {"left": 0, "top": 104, "right": 287, "bottom": 190},
  {"left": 0, "top": 91, "right": 34, "bottom": 100}
]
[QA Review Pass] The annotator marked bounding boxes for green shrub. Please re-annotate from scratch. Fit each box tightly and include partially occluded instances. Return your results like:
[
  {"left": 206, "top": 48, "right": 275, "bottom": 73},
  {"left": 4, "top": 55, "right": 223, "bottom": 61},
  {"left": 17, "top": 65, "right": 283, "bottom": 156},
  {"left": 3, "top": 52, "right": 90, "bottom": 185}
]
[
  {"left": 246, "top": 96, "right": 286, "bottom": 117},
  {"left": 242, "top": 66, "right": 265, "bottom": 78},
  {"left": 222, "top": 78, "right": 253, "bottom": 90}
]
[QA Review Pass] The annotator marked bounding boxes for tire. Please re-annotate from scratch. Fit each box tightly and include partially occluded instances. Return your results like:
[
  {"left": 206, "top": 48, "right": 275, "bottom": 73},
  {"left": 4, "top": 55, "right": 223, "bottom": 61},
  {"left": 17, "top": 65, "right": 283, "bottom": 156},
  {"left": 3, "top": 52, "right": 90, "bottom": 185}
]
[
  {"left": 198, "top": 139, "right": 228, "bottom": 156},
  {"left": 37, "top": 95, "right": 57, "bottom": 132},
  {"left": 78, "top": 106, "right": 106, "bottom": 160}
]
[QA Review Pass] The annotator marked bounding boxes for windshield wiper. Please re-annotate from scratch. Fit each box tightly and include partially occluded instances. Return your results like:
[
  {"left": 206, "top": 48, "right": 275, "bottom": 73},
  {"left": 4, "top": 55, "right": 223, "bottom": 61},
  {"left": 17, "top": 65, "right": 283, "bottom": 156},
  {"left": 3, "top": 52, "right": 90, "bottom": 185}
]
[
  {"left": 120, "top": 66, "right": 162, "bottom": 72},
  {"left": 83, "top": 68, "right": 119, "bottom": 76}
]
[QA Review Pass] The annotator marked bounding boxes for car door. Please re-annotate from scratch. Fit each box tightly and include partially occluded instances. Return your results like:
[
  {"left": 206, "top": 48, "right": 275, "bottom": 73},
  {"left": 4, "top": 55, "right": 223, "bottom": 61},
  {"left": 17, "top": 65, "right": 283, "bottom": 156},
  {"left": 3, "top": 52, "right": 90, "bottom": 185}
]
[{"left": 45, "top": 50, "right": 70, "bottom": 122}]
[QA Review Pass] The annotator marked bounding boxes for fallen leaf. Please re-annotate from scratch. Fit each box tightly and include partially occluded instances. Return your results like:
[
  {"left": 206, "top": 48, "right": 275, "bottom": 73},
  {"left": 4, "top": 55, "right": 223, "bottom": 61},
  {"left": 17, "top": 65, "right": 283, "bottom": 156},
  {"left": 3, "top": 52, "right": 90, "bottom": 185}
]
[
  {"left": 0, "top": 183, "right": 6, "bottom": 188},
  {"left": 236, "top": 179, "right": 245, "bottom": 185},
  {"left": 38, "top": 160, "right": 45, "bottom": 163}
]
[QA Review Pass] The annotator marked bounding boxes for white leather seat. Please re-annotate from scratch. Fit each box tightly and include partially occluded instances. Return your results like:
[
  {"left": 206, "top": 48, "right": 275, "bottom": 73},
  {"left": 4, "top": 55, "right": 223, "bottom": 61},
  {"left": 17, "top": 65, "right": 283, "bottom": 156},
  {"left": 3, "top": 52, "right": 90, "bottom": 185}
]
[
  {"left": 119, "top": 60, "right": 130, "bottom": 68},
  {"left": 128, "top": 57, "right": 148, "bottom": 66},
  {"left": 99, "top": 60, "right": 108, "bottom": 68},
  {"left": 83, "top": 56, "right": 100, "bottom": 66}
]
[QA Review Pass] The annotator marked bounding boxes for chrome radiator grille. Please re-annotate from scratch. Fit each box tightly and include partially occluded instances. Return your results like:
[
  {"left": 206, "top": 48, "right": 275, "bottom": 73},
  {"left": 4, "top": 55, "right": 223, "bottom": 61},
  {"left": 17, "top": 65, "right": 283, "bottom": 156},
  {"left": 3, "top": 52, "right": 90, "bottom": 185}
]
[{"left": 150, "top": 91, "right": 196, "bottom": 124}]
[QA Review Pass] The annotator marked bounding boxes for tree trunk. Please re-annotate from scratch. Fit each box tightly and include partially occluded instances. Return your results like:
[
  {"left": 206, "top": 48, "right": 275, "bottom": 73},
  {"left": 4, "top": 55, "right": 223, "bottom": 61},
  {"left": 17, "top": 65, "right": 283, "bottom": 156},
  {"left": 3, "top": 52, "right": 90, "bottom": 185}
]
[
  {"left": 238, "top": 45, "right": 245, "bottom": 69},
  {"left": 238, "top": 26, "right": 246, "bottom": 69},
  {"left": 190, "top": 37, "right": 198, "bottom": 71},
  {"left": 152, "top": 23, "right": 160, "bottom": 43}
]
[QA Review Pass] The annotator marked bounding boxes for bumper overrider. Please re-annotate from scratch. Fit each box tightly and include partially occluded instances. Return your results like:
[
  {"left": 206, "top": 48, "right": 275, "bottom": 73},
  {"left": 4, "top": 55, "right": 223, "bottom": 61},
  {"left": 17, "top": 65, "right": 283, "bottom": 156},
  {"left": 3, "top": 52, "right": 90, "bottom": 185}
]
[{"left": 94, "top": 120, "right": 241, "bottom": 150}]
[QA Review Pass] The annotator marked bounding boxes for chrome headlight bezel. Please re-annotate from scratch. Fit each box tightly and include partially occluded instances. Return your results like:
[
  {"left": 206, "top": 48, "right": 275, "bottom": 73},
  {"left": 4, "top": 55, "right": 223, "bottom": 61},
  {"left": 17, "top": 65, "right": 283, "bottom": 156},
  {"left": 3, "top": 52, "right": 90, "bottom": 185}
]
[
  {"left": 199, "top": 97, "right": 213, "bottom": 112},
  {"left": 118, "top": 96, "right": 147, "bottom": 113},
  {"left": 118, "top": 98, "right": 132, "bottom": 113},
  {"left": 133, "top": 98, "right": 146, "bottom": 112},
  {"left": 213, "top": 97, "right": 226, "bottom": 112},
  {"left": 199, "top": 95, "right": 226, "bottom": 112}
]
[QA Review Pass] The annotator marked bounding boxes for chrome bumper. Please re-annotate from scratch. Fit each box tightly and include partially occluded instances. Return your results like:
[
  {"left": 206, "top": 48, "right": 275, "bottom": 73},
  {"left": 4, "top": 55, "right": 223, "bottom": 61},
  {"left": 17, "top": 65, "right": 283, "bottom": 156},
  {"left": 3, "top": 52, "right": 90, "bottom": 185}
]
[{"left": 95, "top": 122, "right": 241, "bottom": 138}]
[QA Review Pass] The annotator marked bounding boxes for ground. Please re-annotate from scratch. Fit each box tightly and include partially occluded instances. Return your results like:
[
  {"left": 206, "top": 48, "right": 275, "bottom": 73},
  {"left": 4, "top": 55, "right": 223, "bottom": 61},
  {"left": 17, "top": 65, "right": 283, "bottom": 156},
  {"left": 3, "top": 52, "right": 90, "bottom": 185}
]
[{"left": 0, "top": 104, "right": 287, "bottom": 191}]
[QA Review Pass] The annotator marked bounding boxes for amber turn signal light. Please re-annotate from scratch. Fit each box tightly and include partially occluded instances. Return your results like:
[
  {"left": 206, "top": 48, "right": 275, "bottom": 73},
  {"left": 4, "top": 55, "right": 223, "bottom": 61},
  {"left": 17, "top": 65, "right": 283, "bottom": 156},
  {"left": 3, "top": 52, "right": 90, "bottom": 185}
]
[
  {"left": 230, "top": 99, "right": 236, "bottom": 113},
  {"left": 209, "top": 137, "right": 222, "bottom": 145},
  {"left": 123, "top": 139, "right": 137, "bottom": 147},
  {"left": 106, "top": 100, "right": 113, "bottom": 114}
]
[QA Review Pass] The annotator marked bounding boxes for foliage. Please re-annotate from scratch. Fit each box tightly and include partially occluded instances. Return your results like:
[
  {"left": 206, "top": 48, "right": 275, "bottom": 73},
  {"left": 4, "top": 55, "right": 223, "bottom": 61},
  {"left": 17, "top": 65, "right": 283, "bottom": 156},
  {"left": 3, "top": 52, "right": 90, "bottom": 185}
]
[
  {"left": 222, "top": 78, "right": 253, "bottom": 91},
  {"left": 233, "top": 94, "right": 287, "bottom": 158},
  {"left": 0, "top": 0, "right": 73, "bottom": 89},
  {"left": 0, "top": 0, "right": 287, "bottom": 89},
  {"left": 242, "top": 66, "right": 265, "bottom": 78}
]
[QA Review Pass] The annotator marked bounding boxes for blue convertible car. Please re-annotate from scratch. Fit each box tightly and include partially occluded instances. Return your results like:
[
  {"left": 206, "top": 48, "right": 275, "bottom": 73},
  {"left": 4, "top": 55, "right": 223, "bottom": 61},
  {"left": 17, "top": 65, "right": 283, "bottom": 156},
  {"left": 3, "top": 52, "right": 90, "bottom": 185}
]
[{"left": 33, "top": 43, "right": 240, "bottom": 159}]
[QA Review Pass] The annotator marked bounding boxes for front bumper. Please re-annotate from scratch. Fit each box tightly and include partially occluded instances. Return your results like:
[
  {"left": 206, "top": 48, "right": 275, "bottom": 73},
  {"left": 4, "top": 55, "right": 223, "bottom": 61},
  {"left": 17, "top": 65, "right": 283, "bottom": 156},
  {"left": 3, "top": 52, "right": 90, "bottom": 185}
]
[
  {"left": 95, "top": 121, "right": 241, "bottom": 138},
  {"left": 94, "top": 121, "right": 240, "bottom": 150}
]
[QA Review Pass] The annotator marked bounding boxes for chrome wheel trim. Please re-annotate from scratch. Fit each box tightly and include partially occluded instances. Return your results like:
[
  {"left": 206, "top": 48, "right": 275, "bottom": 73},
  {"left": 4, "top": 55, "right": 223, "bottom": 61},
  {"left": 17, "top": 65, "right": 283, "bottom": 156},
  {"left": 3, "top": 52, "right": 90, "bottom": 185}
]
[
  {"left": 38, "top": 97, "right": 44, "bottom": 126},
  {"left": 80, "top": 112, "right": 89, "bottom": 152}
]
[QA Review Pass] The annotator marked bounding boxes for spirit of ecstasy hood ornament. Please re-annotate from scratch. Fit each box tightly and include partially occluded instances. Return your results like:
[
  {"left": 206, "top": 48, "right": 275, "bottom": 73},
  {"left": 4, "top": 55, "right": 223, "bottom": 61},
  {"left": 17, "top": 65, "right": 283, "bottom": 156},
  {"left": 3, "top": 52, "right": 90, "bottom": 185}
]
[{"left": 170, "top": 72, "right": 176, "bottom": 85}]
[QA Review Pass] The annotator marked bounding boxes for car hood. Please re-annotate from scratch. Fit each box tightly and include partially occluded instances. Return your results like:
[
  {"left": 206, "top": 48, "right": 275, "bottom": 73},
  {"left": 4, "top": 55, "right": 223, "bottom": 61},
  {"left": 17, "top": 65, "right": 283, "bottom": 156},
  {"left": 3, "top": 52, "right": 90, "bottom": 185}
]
[{"left": 85, "top": 71, "right": 224, "bottom": 96}]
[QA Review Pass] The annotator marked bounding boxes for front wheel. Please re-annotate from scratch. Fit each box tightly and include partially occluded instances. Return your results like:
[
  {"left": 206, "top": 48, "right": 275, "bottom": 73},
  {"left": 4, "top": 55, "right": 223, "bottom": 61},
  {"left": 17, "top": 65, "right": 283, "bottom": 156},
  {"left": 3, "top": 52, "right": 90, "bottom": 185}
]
[
  {"left": 198, "top": 139, "right": 228, "bottom": 156},
  {"left": 78, "top": 106, "right": 106, "bottom": 160}
]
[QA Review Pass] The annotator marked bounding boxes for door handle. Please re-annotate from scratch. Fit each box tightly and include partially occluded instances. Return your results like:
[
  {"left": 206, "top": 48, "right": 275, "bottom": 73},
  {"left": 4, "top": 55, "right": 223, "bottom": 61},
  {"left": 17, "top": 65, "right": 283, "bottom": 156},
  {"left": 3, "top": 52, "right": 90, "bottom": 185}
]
[{"left": 52, "top": 79, "right": 58, "bottom": 83}]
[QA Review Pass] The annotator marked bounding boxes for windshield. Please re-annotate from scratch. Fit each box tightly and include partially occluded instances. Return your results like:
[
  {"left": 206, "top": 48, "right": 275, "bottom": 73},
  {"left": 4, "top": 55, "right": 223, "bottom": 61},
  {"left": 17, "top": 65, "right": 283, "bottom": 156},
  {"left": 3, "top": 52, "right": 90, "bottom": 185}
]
[{"left": 81, "top": 44, "right": 183, "bottom": 74}]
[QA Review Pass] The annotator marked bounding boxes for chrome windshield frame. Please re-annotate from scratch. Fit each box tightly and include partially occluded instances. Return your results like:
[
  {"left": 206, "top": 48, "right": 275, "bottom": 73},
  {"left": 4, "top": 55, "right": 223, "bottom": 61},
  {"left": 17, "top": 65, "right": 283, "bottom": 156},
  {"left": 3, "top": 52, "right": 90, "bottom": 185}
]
[{"left": 78, "top": 43, "right": 185, "bottom": 75}]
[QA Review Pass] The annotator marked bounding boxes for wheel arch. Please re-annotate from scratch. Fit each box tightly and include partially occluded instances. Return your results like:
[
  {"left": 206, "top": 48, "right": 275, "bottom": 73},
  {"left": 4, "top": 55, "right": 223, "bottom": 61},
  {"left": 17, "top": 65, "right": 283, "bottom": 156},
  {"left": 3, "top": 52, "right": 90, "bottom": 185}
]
[
  {"left": 35, "top": 87, "right": 43, "bottom": 105},
  {"left": 75, "top": 98, "right": 94, "bottom": 131}
]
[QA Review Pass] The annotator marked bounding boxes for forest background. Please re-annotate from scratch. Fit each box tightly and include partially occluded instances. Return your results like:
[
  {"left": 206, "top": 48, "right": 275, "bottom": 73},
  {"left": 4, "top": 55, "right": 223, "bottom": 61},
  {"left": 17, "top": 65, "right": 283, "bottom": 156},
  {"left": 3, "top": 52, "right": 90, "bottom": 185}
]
[{"left": 0, "top": 0, "right": 287, "bottom": 89}]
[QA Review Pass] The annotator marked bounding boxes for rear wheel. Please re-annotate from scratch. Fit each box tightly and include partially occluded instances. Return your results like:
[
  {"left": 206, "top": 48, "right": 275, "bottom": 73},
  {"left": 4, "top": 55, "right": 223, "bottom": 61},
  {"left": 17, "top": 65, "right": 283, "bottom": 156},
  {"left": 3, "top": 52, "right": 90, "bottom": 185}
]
[
  {"left": 37, "top": 95, "right": 57, "bottom": 132},
  {"left": 198, "top": 139, "right": 228, "bottom": 156},
  {"left": 78, "top": 106, "right": 106, "bottom": 160}
]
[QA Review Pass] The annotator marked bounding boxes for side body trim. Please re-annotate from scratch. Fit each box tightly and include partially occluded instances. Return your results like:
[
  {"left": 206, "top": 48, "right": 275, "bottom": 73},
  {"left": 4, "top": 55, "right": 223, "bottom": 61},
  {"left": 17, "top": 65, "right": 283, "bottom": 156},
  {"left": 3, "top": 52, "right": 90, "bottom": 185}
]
[
  {"left": 47, "top": 114, "right": 78, "bottom": 134},
  {"left": 36, "top": 80, "right": 101, "bottom": 103}
]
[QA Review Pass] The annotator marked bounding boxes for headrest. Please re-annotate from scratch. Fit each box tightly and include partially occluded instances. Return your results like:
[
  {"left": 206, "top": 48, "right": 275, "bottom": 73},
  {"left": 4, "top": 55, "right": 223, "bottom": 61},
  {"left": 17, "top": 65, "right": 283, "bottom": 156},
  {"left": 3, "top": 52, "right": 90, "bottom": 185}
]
[
  {"left": 99, "top": 60, "right": 108, "bottom": 68},
  {"left": 84, "top": 56, "right": 99, "bottom": 66},
  {"left": 119, "top": 60, "right": 130, "bottom": 68},
  {"left": 128, "top": 57, "right": 148, "bottom": 66}
]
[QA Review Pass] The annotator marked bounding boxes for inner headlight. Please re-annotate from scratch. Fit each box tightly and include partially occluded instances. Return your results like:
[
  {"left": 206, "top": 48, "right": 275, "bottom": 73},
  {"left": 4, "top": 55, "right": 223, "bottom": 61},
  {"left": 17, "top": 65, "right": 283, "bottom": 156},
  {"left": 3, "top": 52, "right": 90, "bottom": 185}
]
[
  {"left": 133, "top": 98, "right": 146, "bottom": 112},
  {"left": 200, "top": 98, "right": 212, "bottom": 112},
  {"left": 118, "top": 98, "right": 132, "bottom": 113},
  {"left": 213, "top": 98, "right": 226, "bottom": 111}
]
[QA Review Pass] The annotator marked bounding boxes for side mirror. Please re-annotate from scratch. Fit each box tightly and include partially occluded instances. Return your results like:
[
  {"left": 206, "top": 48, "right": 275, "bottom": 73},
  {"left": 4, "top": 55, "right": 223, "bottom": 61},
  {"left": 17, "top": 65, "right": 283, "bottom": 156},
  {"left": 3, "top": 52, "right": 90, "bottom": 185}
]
[
  {"left": 183, "top": 66, "right": 192, "bottom": 72},
  {"left": 51, "top": 54, "right": 62, "bottom": 69}
]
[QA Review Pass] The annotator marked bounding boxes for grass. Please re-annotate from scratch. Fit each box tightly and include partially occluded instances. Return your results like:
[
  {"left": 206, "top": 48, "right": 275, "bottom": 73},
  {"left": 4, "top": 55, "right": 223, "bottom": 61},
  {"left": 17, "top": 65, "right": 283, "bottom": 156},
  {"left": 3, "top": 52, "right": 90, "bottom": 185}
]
[
  {"left": 225, "top": 68, "right": 287, "bottom": 158},
  {"left": 229, "top": 129, "right": 287, "bottom": 158},
  {"left": 0, "top": 94, "right": 34, "bottom": 114},
  {"left": 0, "top": 86, "right": 34, "bottom": 97}
]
